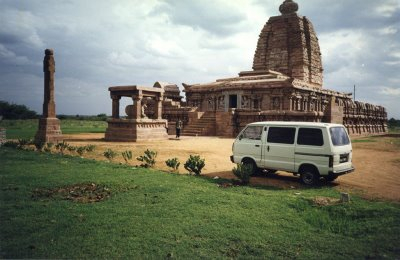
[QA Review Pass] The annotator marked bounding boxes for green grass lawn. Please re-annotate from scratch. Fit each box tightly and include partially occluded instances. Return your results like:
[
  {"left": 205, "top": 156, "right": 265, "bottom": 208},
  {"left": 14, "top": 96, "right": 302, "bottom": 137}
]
[
  {"left": 0, "top": 119, "right": 107, "bottom": 139},
  {"left": 1, "top": 147, "right": 399, "bottom": 259}
]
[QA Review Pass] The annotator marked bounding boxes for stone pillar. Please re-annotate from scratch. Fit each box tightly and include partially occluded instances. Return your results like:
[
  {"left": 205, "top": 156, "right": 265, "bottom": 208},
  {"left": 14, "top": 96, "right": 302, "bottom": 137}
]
[
  {"left": 43, "top": 49, "right": 56, "bottom": 117},
  {"left": 35, "top": 49, "right": 63, "bottom": 144},
  {"left": 155, "top": 95, "right": 163, "bottom": 119},
  {"left": 133, "top": 95, "right": 142, "bottom": 119},
  {"left": 111, "top": 96, "right": 120, "bottom": 119}
]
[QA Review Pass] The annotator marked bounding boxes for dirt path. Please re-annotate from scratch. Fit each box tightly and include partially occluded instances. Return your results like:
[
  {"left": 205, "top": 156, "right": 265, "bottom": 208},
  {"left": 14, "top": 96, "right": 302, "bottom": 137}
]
[{"left": 63, "top": 134, "right": 400, "bottom": 202}]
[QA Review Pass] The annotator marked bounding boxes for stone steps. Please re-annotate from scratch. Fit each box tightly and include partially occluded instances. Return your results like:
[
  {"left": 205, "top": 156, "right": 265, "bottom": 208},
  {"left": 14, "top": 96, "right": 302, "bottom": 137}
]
[{"left": 182, "top": 113, "right": 216, "bottom": 136}]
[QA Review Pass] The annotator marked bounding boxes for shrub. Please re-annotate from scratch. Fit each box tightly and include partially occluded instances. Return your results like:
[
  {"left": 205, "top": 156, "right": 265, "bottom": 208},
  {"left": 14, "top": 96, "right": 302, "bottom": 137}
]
[
  {"left": 165, "top": 158, "right": 180, "bottom": 172},
  {"left": 232, "top": 163, "right": 253, "bottom": 185},
  {"left": 67, "top": 146, "right": 77, "bottom": 153},
  {"left": 17, "top": 139, "right": 31, "bottom": 149},
  {"left": 184, "top": 155, "right": 205, "bottom": 176},
  {"left": 33, "top": 139, "right": 45, "bottom": 151},
  {"left": 3, "top": 140, "right": 18, "bottom": 149},
  {"left": 43, "top": 143, "right": 54, "bottom": 153},
  {"left": 137, "top": 149, "right": 157, "bottom": 168},
  {"left": 103, "top": 148, "right": 117, "bottom": 162},
  {"left": 76, "top": 146, "right": 86, "bottom": 156},
  {"left": 55, "top": 141, "right": 70, "bottom": 155},
  {"left": 122, "top": 150, "right": 133, "bottom": 164},
  {"left": 85, "top": 144, "right": 96, "bottom": 152}
]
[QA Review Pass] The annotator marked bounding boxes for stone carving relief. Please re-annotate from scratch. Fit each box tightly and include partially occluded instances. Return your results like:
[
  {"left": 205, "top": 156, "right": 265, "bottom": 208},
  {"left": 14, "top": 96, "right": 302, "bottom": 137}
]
[
  {"left": 218, "top": 96, "right": 225, "bottom": 110},
  {"left": 241, "top": 95, "right": 251, "bottom": 109},
  {"left": 272, "top": 97, "right": 280, "bottom": 110}
]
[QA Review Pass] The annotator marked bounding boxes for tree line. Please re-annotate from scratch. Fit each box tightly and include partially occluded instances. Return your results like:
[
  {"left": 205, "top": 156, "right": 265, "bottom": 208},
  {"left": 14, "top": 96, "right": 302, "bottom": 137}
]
[
  {"left": 0, "top": 101, "right": 38, "bottom": 120},
  {"left": 0, "top": 101, "right": 108, "bottom": 121}
]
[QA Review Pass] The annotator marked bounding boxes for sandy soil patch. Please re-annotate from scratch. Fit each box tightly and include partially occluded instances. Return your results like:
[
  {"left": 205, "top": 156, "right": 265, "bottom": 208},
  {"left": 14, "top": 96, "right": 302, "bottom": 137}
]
[{"left": 62, "top": 133, "right": 400, "bottom": 202}]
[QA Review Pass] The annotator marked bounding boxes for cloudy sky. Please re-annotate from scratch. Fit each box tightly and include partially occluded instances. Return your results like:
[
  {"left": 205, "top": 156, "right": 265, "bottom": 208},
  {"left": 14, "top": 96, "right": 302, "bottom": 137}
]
[{"left": 0, "top": 0, "right": 399, "bottom": 118}]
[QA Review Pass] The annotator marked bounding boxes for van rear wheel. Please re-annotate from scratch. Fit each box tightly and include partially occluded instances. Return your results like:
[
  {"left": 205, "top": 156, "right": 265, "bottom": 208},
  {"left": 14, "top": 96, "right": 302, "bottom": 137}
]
[{"left": 300, "top": 168, "right": 320, "bottom": 186}]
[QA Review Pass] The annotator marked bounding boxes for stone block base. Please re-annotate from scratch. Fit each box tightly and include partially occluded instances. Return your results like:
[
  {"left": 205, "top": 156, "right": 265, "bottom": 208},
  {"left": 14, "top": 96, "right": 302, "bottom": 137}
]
[
  {"left": 35, "top": 117, "right": 63, "bottom": 143},
  {"left": 105, "top": 119, "right": 168, "bottom": 142}
]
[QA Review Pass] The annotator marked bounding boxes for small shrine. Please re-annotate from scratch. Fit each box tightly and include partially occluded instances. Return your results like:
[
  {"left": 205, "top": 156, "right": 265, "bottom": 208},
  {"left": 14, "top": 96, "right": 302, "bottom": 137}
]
[{"left": 104, "top": 85, "right": 168, "bottom": 142}]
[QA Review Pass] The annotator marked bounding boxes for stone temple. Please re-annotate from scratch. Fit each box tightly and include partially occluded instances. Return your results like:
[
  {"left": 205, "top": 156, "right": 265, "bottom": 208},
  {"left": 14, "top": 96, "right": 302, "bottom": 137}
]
[{"left": 106, "top": 0, "right": 387, "bottom": 140}]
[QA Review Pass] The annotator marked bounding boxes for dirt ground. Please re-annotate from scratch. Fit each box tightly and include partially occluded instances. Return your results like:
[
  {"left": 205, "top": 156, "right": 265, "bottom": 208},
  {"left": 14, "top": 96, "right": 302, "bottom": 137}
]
[{"left": 63, "top": 133, "right": 400, "bottom": 202}]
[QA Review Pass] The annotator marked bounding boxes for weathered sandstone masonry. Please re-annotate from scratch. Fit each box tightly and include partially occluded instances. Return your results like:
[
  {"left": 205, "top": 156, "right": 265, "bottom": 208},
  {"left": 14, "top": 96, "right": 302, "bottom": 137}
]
[
  {"left": 105, "top": 85, "right": 168, "bottom": 142},
  {"left": 35, "top": 49, "right": 63, "bottom": 143}
]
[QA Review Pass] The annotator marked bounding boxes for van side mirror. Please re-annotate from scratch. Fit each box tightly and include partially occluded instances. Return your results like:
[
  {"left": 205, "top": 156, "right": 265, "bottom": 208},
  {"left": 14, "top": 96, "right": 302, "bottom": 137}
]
[{"left": 238, "top": 134, "right": 243, "bottom": 140}]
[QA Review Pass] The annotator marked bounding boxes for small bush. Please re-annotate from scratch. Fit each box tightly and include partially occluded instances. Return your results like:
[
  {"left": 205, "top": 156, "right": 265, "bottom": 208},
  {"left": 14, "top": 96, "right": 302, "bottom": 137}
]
[
  {"left": 103, "top": 148, "right": 117, "bottom": 162},
  {"left": 165, "top": 158, "right": 180, "bottom": 172},
  {"left": 67, "top": 146, "right": 77, "bottom": 153},
  {"left": 55, "top": 141, "right": 70, "bottom": 155},
  {"left": 85, "top": 144, "right": 96, "bottom": 152},
  {"left": 3, "top": 140, "right": 18, "bottom": 149},
  {"left": 232, "top": 163, "right": 253, "bottom": 185},
  {"left": 33, "top": 139, "right": 45, "bottom": 151},
  {"left": 137, "top": 149, "right": 157, "bottom": 168},
  {"left": 17, "top": 139, "right": 31, "bottom": 149},
  {"left": 76, "top": 146, "right": 86, "bottom": 156},
  {"left": 122, "top": 150, "right": 133, "bottom": 164},
  {"left": 184, "top": 155, "right": 205, "bottom": 176},
  {"left": 43, "top": 143, "right": 54, "bottom": 153}
]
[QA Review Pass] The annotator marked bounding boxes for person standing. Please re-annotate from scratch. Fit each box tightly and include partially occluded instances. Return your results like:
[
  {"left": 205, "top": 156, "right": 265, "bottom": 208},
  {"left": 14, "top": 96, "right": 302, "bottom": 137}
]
[{"left": 176, "top": 119, "right": 183, "bottom": 139}]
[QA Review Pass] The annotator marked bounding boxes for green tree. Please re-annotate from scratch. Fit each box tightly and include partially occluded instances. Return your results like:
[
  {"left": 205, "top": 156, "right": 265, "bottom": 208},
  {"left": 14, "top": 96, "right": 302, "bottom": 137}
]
[{"left": 0, "top": 101, "right": 38, "bottom": 119}]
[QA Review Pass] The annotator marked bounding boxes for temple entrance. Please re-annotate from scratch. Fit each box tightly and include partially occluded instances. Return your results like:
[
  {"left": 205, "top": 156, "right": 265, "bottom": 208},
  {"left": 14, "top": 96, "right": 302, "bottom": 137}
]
[{"left": 229, "top": 95, "right": 238, "bottom": 108}]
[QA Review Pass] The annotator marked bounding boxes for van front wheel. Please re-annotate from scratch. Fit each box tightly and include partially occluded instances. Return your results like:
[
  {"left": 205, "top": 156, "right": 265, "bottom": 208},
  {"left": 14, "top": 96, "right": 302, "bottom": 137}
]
[
  {"left": 242, "top": 159, "right": 260, "bottom": 176},
  {"left": 300, "top": 168, "right": 320, "bottom": 186}
]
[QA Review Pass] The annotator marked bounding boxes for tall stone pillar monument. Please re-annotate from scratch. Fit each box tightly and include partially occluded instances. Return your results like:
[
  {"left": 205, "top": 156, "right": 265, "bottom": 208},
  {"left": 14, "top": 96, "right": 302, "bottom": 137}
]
[{"left": 35, "top": 49, "right": 63, "bottom": 143}]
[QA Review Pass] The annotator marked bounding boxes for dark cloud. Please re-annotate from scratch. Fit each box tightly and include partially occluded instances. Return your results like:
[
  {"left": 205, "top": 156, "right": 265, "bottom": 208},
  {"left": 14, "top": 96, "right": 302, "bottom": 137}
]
[{"left": 154, "top": 0, "right": 247, "bottom": 36}]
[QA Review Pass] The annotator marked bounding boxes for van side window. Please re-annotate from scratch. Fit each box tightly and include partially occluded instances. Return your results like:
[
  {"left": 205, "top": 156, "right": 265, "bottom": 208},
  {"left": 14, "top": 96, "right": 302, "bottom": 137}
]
[
  {"left": 241, "top": 126, "right": 263, "bottom": 140},
  {"left": 267, "top": 127, "right": 296, "bottom": 144},
  {"left": 297, "top": 128, "right": 324, "bottom": 146}
]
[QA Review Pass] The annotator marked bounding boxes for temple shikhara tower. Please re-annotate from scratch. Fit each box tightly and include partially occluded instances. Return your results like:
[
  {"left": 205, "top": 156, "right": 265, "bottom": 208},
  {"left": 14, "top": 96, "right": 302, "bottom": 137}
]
[
  {"left": 35, "top": 49, "right": 63, "bottom": 143},
  {"left": 106, "top": 0, "right": 387, "bottom": 140}
]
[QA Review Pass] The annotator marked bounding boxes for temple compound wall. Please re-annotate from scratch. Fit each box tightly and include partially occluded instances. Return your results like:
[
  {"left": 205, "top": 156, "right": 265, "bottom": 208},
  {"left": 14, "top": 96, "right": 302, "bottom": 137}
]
[{"left": 157, "top": 0, "right": 387, "bottom": 137}]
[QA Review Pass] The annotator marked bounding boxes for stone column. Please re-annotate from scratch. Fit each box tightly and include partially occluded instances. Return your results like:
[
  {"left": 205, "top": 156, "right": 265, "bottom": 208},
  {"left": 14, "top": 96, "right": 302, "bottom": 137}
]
[
  {"left": 43, "top": 49, "right": 56, "bottom": 117},
  {"left": 155, "top": 95, "right": 163, "bottom": 119},
  {"left": 35, "top": 49, "right": 63, "bottom": 144},
  {"left": 111, "top": 95, "right": 120, "bottom": 119},
  {"left": 133, "top": 94, "right": 142, "bottom": 119}
]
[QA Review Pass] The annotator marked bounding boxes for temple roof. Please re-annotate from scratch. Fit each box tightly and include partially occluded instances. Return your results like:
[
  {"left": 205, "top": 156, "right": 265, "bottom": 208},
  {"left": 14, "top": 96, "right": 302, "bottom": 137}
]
[
  {"left": 252, "top": 0, "right": 323, "bottom": 87},
  {"left": 183, "top": 70, "right": 350, "bottom": 98}
]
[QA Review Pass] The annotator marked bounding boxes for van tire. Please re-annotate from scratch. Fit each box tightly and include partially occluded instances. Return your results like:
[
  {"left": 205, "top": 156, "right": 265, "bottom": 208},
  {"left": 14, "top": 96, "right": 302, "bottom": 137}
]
[
  {"left": 300, "top": 167, "right": 320, "bottom": 186},
  {"left": 242, "top": 159, "right": 260, "bottom": 176}
]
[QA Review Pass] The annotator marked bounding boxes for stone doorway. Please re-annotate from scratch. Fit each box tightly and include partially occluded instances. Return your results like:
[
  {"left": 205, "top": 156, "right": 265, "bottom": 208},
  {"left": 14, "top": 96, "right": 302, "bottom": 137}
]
[{"left": 229, "top": 95, "right": 238, "bottom": 109}]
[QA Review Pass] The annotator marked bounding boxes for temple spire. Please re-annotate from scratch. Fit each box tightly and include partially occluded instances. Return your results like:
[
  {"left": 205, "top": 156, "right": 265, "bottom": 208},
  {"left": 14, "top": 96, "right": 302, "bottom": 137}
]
[{"left": 279, "top": 0, "right": 299, "bottom": 15}]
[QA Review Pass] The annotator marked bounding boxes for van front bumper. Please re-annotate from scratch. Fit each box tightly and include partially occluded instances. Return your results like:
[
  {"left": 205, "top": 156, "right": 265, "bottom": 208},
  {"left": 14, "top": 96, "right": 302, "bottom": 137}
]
[{"left": 328, "top": 167, "right": 355, "bottom": 178}]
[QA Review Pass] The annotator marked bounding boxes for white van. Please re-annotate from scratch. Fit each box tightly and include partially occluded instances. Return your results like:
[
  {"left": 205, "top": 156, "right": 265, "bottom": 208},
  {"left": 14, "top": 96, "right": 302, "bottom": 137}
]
[{"left": 230, "top": 122, "right": 354, "bottom": 185}]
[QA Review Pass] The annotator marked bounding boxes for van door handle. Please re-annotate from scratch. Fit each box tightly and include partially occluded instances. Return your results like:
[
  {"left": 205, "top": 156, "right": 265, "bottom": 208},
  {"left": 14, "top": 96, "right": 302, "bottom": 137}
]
[
  {"left": 255, "top": 145, "right": 260, "bottom": 147},
  {"left": 267, "top": 145, "right": 270, "bottom": 152}
]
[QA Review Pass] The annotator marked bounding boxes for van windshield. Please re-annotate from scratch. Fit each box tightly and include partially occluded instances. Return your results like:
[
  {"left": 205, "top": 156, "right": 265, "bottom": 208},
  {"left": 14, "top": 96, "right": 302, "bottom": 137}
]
[{"left": 330, "top": 127, "right": 350, "bottom": 146}]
